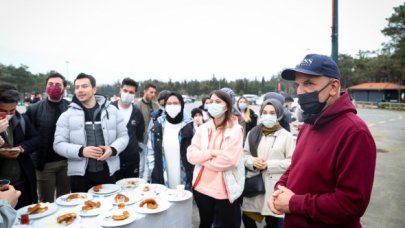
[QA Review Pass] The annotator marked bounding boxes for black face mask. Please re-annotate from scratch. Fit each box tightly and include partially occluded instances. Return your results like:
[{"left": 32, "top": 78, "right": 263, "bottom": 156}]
[{"left": 298, "top": 81, "right": 331, "bottom": 124}]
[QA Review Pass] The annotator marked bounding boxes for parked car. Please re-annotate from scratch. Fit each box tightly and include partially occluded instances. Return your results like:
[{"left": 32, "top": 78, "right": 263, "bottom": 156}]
[
  {"left": 64, "top": 94, "right": 73, "bottom": 102},
  {"left": 182, "top": 95, "right": 195, "bottom": 103},
  {"left": 255, "top": 95, "right": 265, "bottom": 106},
  {"left": 243, "top": 94, "right": 259, "bottom": 105}
]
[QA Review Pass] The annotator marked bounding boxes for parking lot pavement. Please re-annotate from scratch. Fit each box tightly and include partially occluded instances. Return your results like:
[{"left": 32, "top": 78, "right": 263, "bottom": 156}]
[{"left": 357, "top": 109, "right": 405, "bottom": 228}]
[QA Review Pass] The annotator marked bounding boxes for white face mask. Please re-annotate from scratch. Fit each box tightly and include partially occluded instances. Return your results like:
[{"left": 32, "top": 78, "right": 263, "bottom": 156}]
[
  {"left": 260, "top": 114, "right": 277, "bottom": 128},
  {"left": 120, "top": 92, "right": 135, "bottom": 104},
  {"left": 208, "top": 103, "right": 226, "bottom": 118},
  {"left": 165, "top": 105, "right": 182, "bottom": 118}
]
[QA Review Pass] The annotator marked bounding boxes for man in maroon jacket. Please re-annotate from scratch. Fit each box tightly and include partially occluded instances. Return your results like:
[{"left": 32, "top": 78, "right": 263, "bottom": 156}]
[{"left": 268, "top": 54, "right": 376, "bottom": 227}]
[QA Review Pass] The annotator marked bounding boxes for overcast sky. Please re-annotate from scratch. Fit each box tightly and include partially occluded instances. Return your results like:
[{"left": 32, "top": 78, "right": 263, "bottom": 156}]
[{"left": 0, "top": 0, "right": 402, "bottom": 85}]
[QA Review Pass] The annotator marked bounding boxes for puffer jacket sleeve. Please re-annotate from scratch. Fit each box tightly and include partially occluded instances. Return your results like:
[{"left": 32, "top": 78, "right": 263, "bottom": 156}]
[
  {"left": 0, "top": 199, "right": 17, "bottom": 228},
  {"left": 145, "top": 128, "right": 155, "bottom": 181},
  {"left": 108, "top": 108, "right": 129, "bottom": 154},
  {"left": 53, "top": 111, "right": 83, "bottom": 160}
]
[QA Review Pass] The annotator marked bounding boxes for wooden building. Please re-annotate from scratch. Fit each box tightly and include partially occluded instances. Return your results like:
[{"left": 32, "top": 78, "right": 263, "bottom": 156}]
[{"left": 348, "top": 83, "right": 405, "bottom": 103}]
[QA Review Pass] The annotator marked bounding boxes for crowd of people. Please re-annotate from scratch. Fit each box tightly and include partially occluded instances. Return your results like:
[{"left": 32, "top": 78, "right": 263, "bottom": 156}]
[{"left": 0, "top": 54, "right": 376, "bottom": 228}]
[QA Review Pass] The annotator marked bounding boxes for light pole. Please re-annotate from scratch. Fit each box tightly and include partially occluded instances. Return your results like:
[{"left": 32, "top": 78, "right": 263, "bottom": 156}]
[
  {"left": 65, "top": 61, "right": 70, "bottom": 82},
  {"left": 331, "top": 0, "right": 339, "bottom": 63},
  {"left": 65, "top": 61, "right": 71, "bottom": 95}
]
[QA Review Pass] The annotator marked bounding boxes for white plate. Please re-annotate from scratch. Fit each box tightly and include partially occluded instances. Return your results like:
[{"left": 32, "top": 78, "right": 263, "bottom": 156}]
[
  {"left": 135, "top": 183, "right": 168, "bottom": 196},
  {"left": 94, "top": 189, "right": 121, "bottom": 198},
  {"left": 77, "top": 200, "right": 112, "bottom": 217},
  {"left": 36, "top": 212, "right": 81, "bottom": 227},
  {"left": 55, "top": 193, "right": 93, "bottom": 206},
  {"left": 160, "top": 189, "right": 193, "bottom": 202},
  {"left": 88, "top": 184, "right": 121, "bottom": 195},
  {"left": 108, "top": 192, "right": 142, "bottom": 205},
  {"left": 17, "top": 203, "right": 58, "bottom": 220},
  {"left": 133, "top": 198, "right": 170, "bottom": 214},
  {"left": 115, "top": 178, "right": 146, "bottom": 190},
  {"left": 96, "top": 209, "right": 137, "bottom": 227}
]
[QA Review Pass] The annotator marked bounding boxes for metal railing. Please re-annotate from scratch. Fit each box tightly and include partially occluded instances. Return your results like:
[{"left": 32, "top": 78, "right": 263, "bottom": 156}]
[
  {"left": 355, "top": 101, "right": 405, "bottom": 111},
  {"left": 377, "top": 102, "right": 405, "bottom": 111}
]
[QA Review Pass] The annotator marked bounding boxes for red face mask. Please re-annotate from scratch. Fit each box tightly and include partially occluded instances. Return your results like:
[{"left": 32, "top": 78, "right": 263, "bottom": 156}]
[{"left": 47, "top": 85, "right": 63, "bottom": 100}]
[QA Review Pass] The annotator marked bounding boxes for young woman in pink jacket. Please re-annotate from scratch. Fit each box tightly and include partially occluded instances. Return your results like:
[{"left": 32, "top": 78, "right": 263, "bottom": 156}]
[{"left": 187, "top": 90, "right": 244, "bottom": 228}]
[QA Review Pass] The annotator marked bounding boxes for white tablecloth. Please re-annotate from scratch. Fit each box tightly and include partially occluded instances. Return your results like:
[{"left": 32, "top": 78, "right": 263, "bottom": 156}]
[{"left": 14, "top": 189, "right": 193, "bottom": 228}]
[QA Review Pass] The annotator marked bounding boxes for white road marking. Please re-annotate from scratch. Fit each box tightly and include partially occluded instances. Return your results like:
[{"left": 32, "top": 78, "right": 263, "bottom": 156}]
[{"left": 378, "top": 121, "right": 386, "bottom": 124}]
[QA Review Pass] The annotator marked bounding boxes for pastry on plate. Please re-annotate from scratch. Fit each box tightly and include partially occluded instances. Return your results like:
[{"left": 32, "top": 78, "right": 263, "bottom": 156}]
[
  {"left": 81, "top": 200, "right": 101, "bottom": 211},
  {"left": 114, "top": 193, "right": 129, "bottom": 203},
  {"left": 65, "top": 193, "right": 85, "bottom": 201},
  {"left": 112, "top": 210, "right": 130, "bottom": 221},
  {"left": 57, "top": 212, "right": 77, "bottom": 225},
  {"left": 142, "top": 185, "right": 150, "bottom": 192},
  {"left": 139, "top": 198, "right": 158, "bottom": 209},
  {"left": 127, "top": 180, "right": 139, "bottom": 186},
  {"left": 93, "top": 184, "right": 102, "bottom": 192},
  {"left": 27, "top": 203, "right": 48, "bottom": 214}
]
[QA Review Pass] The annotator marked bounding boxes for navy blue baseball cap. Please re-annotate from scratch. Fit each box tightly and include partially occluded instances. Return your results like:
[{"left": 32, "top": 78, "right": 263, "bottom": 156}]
[{"left": 281, "top": 54, "right": 340, "bottom": 81}]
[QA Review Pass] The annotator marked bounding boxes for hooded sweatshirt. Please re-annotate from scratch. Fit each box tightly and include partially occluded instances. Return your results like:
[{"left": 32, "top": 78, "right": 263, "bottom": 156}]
[{"left": 275, "top": 92, "right": 376, "bottom": 228}]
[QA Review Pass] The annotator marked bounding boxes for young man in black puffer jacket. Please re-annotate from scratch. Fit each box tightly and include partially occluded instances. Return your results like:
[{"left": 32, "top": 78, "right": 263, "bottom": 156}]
[{"left": 112, "top": 78, "right": 145, "bottom": 179}]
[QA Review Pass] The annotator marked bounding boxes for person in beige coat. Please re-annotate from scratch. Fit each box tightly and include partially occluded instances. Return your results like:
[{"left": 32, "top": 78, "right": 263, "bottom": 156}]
[{"left": 241, "top": 98, "right": 295, "bottom": 228}]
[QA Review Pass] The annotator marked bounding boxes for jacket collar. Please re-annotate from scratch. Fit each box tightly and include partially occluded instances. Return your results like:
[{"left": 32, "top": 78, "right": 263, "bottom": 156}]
[{"left": 312, "top": 92, "right": 356, "bottom": 128}]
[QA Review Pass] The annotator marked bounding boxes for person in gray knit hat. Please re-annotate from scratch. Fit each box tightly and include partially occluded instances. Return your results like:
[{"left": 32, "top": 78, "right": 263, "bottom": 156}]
[
  {"left": 220, "top": 87, "right": 241, "bottom": 117},
  {"left": 220, "top": 87, "right": 245, "bottom": 142}
]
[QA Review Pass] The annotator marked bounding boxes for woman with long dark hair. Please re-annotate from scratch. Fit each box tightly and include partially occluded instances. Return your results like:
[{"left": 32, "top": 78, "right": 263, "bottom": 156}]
[{"left": 187, "top": 90, "right": 244, "bottom": 228}]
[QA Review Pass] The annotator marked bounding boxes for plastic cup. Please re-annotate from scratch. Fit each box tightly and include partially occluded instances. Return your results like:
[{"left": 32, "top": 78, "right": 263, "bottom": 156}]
[
  {"left": 176, "top": 184, "right": 185, "bottom": 198},
  {"left": 117, "top": 202, "right": 125, "bottom": 209},
  {"left": 20, "top": 213, "right": 30, "bottom": 225},
  {"left": 116, "top": 194, "right": 126, "bottom": 209}
]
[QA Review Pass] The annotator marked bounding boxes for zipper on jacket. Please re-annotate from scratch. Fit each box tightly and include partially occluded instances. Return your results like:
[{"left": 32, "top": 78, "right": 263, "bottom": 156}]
[{"left": 83, "top": 116, "right": 89, "bottom": 172}]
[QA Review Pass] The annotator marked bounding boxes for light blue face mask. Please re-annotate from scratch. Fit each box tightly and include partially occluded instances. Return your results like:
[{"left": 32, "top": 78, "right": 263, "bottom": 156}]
[
  {"left": 260, "top": 114, "right": 277, "bottom": 128},
  {"left": 238, "top": 103, "right": 247, "bottom": 110},
  {"left": 208, "top": 103, "right": 225, "bottom": 118}
]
